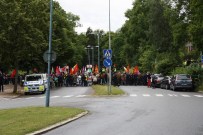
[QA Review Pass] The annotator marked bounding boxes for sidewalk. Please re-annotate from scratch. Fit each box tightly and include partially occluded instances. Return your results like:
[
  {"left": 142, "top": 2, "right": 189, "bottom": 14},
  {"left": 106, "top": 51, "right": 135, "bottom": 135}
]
[{"left": 0, "top": 84, "right": 24, "bottom": 98}]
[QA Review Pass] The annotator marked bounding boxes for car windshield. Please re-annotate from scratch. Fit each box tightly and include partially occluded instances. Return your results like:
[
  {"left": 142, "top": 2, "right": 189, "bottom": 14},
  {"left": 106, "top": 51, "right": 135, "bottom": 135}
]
[
  {"left": 177, "top": 75, "right": 190, "bottom": 80},
  {"left": 26, "top": 75, "right": 42, "bottom": 81}
]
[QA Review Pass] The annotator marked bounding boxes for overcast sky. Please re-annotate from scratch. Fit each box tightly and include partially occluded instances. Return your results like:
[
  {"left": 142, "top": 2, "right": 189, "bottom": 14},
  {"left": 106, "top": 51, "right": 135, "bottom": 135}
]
[{"left": 55, "top": 0, "right": 134, "bottom": 33}]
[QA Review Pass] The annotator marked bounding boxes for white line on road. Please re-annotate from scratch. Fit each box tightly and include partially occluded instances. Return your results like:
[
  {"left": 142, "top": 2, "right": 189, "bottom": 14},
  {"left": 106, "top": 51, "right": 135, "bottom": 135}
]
[
  {"left": 168, "top": 94, "right": 173, "bottom": 96},
  {"left": 181, "top": 95, "right": 191, "bottom": 97},
  {"left": 156, "top": 94, "right": 164, "bottom": 97},
  {"left": 130, "top": 94, "right": 137, "bottom": 97},
  {"left": 143, "top": 94, "right": 150, "bottom": 97},
  {"left": 25, "top": 97, "right": 35, "bottom": 100},
  {"left": 75, "top": 95, "right": 87, "bottom": 98},
  {"left": 194, "top": 95, "right": 203, "bottom": 97},
  {"left": 63, "top": 95, "right": 74, "bottom": 98},
  {"left": 50, "top": 96, "right": 60, "bottom": 98}
]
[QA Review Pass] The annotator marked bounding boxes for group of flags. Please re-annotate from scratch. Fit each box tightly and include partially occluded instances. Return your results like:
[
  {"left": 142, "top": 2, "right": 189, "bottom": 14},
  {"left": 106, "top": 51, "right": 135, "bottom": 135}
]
[
  {"left": 52, "top": 64, "right": 99, "bottom": 75},
  {"left": 52, "top": 64, "right": 79, "bottom": 75},
  {"left": 9, "top": 64, "right": 140, "bottom": 78},
  {"left": 123, "top": 65, "right": 140, "bottom": 75}
]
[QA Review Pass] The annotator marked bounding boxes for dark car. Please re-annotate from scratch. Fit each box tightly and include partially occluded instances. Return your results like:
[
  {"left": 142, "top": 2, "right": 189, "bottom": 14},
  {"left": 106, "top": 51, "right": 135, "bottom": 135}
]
[
  {"left": 160, "top": 76, "right": 171, "bottom": 90},
  {"left": 170, "top": 74, "right": 193, "bottom": 91},
  {"left": 151, "top": 74, "right": 164, "bottom": 88}
]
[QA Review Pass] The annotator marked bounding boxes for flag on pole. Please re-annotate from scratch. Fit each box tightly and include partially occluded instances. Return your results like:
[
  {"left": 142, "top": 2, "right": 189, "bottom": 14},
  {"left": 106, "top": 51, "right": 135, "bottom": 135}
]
[
  {"left": 55, "top": 66, "right": 60, "bottom": 75},
  {"left": 123, "top": 67, "right": 127, "bottom": 73},
  {"left": 94, "top": 65, "right": 99, "bottom": 74},
  {"left": 133, "top": 66, "right": 140, "bottom": 74},
  {"left": 127, "top": 64, "right": 130, "bottom": 73},
  {"left": 10, "top": 69, "right": 16, "bottom": 78}
]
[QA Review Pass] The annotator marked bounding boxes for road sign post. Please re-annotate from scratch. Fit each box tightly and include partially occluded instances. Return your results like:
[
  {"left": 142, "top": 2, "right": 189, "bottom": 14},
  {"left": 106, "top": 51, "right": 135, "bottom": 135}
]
[
  {"left": 103, "top": 49, "right": 112, "bottom": 94},
  {"left": 103, "top": 59, "right": 112, "bottom": 68}
]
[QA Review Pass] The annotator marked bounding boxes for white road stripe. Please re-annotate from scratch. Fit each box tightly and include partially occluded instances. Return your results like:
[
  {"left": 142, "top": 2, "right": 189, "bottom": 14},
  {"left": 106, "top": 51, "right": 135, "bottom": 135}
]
[
  {"left": 143, "top": 94, "right": 150, "bottom": 97},
  {"left": 50, "top": 96, "right": 60, "bottom": 98},
  {"left": 173, "top": 94, "right": 178, "bottom": 97},
  {"left": 181, "top": 95, "right": 190, "bottom": 97},
  {"left": 194, "top": 95, "right": 203, "bottom": 98},
  {"left": 38, "top": 96, "right": 45, "bottom": 99},
  {"left": 25, "top": 97, "right": 35, "bottom": 100},
  {"left": 156, "top": 94, "right": 163, "bottom": 97},
  {"left": 75, "top": 95, "right": 86, "bottom": 98},
  {"left": 63, "top": 95, "right": 74, "bottom": 98},
  {"left": 130, "top": 94, "right": 137, "bottom": 97},
  {"left": 168, "top": 94, "right": 173, "bottom": 97}
]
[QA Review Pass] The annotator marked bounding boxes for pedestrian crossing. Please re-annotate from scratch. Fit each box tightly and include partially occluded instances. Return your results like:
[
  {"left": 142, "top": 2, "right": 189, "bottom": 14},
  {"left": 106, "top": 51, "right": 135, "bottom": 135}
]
[
  {"left": 129, "top": 94, "right": 203, "bottom": 98},
  {"left": 0, "top": 94, "right": 203, "bottom": 101},
  {"left": 0, "top": 95, "right": 89, "bottom": 101}
]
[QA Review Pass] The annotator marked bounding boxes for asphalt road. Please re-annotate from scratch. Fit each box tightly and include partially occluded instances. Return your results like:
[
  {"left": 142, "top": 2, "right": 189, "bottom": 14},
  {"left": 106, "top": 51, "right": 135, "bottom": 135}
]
[{"left": 1, "top": 86, "right": 203, "bottom": 135}]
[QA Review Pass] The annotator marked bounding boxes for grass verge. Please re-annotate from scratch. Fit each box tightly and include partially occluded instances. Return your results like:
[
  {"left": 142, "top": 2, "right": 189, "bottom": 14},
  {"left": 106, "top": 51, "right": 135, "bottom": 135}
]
[
  {"left": 0, "top": 107, "right": 85, "bottom": 135},
  {"left": 92, "top": 85, "right": 125, "bottom": 95}
]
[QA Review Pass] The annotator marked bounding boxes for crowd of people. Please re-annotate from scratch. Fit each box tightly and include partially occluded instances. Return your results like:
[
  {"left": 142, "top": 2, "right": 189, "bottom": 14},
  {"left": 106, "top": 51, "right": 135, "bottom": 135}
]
[{"left": 0, "top": 66, "right": 158, "bottom": 92}]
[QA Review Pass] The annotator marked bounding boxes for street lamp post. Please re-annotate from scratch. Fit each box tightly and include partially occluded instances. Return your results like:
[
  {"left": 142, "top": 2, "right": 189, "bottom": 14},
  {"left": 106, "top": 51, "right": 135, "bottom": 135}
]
[
  {"left": 92, "top": 46, "right": 94, "bottom": 66},
  {"left": 97, "top": 33, "right": 100, "bottom": 72},
  {"left": 86, "top": 45, "right": 93, "bottom": 65}
]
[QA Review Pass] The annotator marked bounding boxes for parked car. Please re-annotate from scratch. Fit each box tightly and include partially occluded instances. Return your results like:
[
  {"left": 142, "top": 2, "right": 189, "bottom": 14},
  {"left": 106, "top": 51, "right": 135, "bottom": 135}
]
[
  {"left": 151, "top": 74, "right": 164, "bottom": 88},
  {"left": 160, "top": 76, "right": 171, "bottom": 90},
  {"left": 170, "top": 74, "right": 193, "bottom": 91}
]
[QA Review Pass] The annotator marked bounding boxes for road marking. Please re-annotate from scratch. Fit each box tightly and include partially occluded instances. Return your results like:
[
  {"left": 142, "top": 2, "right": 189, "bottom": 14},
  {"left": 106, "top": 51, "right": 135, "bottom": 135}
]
[
  {"left": 181, "top": 95, "right": 190, "bottom": 97},
  {"left": 194, "top": 95, "right": 203, "bottom": 98},
  {"left": 25, "top": 97, "right": 35, "bottom": 100},
  {"left": 75, "top": 95, "right": 87, "bottom": 98},
  {"left": 130, "top": 94, "right": 137, "bottom": 97},
  {"left": 50, "top": 96, "right": 60, "bottom": 98},
  {"left": 156, "top": 94, "right": 163, "bottom": 97},
  {"left": 173, "top": 94, "right": 178, "bottom": 97},
  {"left": 38, "top": 96, "right": 45, "bottom": 98},
  {"left": 63, "top": 95, "right": 74, "bottom": 98},
  {"left": 168, "top": 94, "right": 173, "bottom": 97},
  {"left": 143, "top": 94, "right": 150, "bottom": 97}
]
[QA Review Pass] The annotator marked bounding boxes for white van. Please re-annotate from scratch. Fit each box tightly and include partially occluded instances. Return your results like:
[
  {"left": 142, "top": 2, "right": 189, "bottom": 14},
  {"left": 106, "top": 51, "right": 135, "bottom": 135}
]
[{"left": 23, "top": 73, "right": 48, "bottom": 95}]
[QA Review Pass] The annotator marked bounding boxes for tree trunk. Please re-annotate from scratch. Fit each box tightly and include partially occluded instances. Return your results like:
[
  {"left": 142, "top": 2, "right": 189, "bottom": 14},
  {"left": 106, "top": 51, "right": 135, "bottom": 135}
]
[{"left": 13, "top": 62, "right": 19, "bottom": 93}]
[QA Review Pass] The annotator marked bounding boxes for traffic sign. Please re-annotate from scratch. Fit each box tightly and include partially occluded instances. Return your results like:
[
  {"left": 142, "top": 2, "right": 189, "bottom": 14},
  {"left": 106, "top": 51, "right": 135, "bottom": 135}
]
[
  {"left": 103, "top": 49, "right": 112, "bottom": 58},
  {"left": 43, "top": 50, "right": 56, "bottom": 63},
  {"left": 201, "top": 55, "right": 203, "bottom": 64},
  {"left": 103, "top": 59, "right": 112, "bottom": 68}
]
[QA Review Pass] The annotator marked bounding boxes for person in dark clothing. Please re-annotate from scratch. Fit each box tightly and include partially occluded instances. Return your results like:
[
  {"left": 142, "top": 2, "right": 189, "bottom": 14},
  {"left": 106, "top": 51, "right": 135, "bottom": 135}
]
[
  {"left": 147, "top": 73, "right": 151, "bottom": 88},
  {"left": 0, "top": 72, "right": 4, "bottom": 92},
  {"left": 151, "top": 75, "right": 156, "bottom": 89}
]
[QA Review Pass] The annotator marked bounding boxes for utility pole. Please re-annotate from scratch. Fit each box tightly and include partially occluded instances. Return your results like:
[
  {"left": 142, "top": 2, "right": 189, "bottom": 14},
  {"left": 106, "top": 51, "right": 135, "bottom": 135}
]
[{"left": 46, "top": 0, "right": 53, "bottom": 107}]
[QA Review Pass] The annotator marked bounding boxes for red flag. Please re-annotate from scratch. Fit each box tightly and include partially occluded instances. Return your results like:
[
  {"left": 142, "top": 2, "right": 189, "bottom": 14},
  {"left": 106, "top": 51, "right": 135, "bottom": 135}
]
[
  {"left": 55, "top": 66, "right": 60, "bottom": 75},
  {"left": 73, "top": 64, "right": 79, "bottom": 74},
  {"left": 127, "top": 65, "right": 130, "bottom": 73},
  {"left": 10, "top": 69, "right": 16, "bottom": 78},
  {"left": 70, "top": 68, "right": 73, "bottom": 75},
  {"left": 133, "top": 66, "right": 139, "bottom": 74},
  {"left": 94, "top": 65, "right": 99, "bottom": 74}
]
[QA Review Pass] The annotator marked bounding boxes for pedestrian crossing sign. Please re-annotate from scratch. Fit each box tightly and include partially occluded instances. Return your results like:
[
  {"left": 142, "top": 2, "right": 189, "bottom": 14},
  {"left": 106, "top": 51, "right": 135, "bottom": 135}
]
[{"left": 103, "top": 49, "right": 112, "bottom": 58}]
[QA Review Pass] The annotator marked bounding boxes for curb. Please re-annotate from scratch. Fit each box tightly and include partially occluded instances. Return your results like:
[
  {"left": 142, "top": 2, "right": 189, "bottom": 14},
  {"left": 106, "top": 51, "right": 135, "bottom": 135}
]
[{"left": 27, "top": 111, "right": 88, "bottom": 135}]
